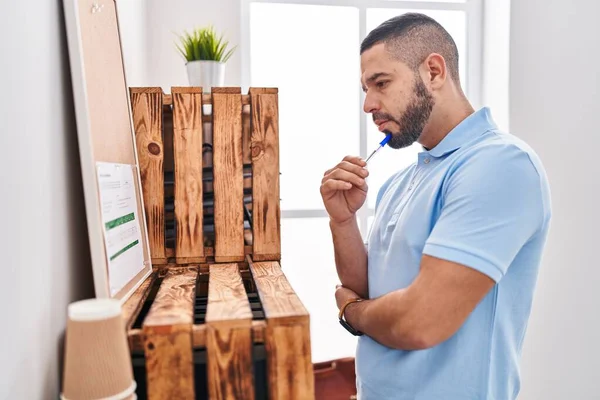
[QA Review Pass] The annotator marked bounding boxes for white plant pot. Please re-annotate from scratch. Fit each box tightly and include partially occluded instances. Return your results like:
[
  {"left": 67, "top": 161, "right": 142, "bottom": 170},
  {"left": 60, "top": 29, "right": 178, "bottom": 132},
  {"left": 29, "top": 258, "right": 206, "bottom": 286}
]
[{"left": 185, "top": 60, "right": 226, "bottom": 91}]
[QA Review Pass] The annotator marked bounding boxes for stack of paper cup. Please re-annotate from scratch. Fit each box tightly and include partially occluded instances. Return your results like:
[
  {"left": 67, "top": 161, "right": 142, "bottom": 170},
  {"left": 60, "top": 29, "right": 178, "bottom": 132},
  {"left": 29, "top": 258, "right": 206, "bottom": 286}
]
[{"left": 61, "top": 298, "right": 137, "bottom": 400}]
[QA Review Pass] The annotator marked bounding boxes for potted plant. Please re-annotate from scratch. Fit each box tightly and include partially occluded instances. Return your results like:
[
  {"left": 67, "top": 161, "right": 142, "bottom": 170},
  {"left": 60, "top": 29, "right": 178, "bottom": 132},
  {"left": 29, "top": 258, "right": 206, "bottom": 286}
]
[{"left": 175, "top": 26, "right": 236, "bottom": 91}]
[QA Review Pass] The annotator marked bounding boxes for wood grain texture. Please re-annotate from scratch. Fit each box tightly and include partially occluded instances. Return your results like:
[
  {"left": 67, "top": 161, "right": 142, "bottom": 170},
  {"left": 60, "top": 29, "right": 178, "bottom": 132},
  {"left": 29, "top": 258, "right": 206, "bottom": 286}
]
[
  {"left": 249, "top": 260, "right": 314, "bottom": 399},
  {"left": 172, "top": 87, "right": 205, "bottom": 263},
  {"left": 143, "top": 267, "right": 198, "bottom": 399},
  {"left": 130, "top": 88, "right": 167, "bottom": 264},
  {"left": 206, "top": 264, "right": 253, "bottom": 325},
  {"left": 164, "top": 93, "right": 251, "bottom": 105},
  {"left": 249, "top": 88, "right": 281, "bottom": 261},
  {"left": 212, "top": 88, "right": 245, "bottom": 262},
  {"left": 144, "top": 324, "right": 195, "bottom": 400},
  {"left": 266, "top": 324, "right": 314, "bottom": 400},
  {"left": 206, "top": 263, "right": 254, "bottom": 399},
  {"left": 144, "top": 267, "right": 198, "bottom": 326},
  {"left": 249, "top": 261, "right": 308, "bottom": 324},
  {"left": 174, "top": 246, "right": 253, "bottom": 263},
  {"left": 191, "top": 321, "right": 266, "bottom": 348},
  {"left": 207, "top": 328, "right": 254, "bottom": 400},
  {"left": 212, "top": 87, "right": 243, "bottom": 94},
  {"left": 121, "top": 273, "right": 156, "bottom": 328}
]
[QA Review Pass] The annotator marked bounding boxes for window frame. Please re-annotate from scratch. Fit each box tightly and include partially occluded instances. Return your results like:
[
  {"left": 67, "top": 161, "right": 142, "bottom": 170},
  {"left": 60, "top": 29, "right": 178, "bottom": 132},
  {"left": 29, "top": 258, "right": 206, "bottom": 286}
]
[{"left": 240, "top": 0, "right": 483, "bottom": 235}]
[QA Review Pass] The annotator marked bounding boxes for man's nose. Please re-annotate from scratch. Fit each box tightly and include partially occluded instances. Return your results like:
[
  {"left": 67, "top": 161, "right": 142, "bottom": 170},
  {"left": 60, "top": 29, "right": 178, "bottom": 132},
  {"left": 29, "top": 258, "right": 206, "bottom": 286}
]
[{"left": 363, "top": 92, "right": 380, "bottom": 114}]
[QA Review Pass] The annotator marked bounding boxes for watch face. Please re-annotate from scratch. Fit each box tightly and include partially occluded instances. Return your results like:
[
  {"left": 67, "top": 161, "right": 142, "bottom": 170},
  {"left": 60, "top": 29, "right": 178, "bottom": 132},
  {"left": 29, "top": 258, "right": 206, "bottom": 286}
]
[{"left": 339, "top": 318, "right": 364, "bottom": 336}]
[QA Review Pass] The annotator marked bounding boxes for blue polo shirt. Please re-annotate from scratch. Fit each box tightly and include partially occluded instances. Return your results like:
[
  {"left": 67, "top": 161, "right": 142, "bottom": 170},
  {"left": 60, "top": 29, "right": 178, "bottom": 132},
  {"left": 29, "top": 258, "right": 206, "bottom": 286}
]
[{"left": 357, "top": 108, "right": 552, "bottom": 399}]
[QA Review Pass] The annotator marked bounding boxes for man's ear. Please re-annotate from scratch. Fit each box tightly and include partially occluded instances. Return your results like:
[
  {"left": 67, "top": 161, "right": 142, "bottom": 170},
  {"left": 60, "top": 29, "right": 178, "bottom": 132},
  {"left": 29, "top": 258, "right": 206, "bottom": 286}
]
[{"left": 422, "top": 53, "right": 447, "bottom": 90}]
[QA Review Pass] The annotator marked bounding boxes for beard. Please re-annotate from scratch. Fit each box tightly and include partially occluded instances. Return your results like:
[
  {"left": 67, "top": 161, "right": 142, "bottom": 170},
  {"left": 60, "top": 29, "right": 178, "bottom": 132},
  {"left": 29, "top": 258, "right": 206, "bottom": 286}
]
[{"left": 373, "top": 77, "right": 435, "bottom": 150}]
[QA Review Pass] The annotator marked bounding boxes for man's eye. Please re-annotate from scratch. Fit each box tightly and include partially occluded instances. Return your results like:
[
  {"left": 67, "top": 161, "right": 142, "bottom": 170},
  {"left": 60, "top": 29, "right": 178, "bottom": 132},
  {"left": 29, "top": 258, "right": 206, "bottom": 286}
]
[{"left": 376, "top": 81, "right": 388, "bottom": 89}]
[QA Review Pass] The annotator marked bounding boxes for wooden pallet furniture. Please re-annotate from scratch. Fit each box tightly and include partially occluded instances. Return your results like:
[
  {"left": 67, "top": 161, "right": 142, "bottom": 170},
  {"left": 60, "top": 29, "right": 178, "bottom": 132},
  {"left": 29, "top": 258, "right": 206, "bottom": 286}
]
[{"left": 121, "top": 87, "right": 314, "bottom": 400}]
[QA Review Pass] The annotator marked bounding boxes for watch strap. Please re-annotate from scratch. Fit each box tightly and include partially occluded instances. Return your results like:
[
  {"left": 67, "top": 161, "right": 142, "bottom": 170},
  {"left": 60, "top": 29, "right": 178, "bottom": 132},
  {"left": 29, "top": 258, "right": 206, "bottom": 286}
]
[
  {"left": 338, "top": 297, "right": 364, "bottom": 336},
  {"left": 338, "top": 297, "right": 363, "bottom": 320}
]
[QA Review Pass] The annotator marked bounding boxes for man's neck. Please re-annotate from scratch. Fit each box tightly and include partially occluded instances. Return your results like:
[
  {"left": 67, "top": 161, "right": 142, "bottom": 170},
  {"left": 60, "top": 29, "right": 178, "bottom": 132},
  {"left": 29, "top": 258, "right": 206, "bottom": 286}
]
[{"left": 419, "top": 96, "right": 475, "bottom": 150}]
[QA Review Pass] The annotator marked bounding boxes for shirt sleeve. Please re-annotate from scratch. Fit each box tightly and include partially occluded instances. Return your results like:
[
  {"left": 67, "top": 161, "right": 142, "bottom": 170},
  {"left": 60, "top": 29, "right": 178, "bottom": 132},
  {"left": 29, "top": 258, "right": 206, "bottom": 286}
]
[{"left": 422, "top": 145, "right": 545, "bottom": 282}]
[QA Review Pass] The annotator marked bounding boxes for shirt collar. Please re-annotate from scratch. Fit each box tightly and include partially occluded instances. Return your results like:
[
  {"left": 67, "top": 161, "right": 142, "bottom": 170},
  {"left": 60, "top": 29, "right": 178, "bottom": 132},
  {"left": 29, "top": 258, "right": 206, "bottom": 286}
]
[{"left": 424, "top": 107, "right": 498, "bottom": 158}]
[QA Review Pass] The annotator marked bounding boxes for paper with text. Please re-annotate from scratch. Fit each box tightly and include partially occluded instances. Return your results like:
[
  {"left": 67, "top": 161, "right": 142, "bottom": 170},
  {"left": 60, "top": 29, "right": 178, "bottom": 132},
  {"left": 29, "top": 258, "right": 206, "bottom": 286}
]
[{"left": 97, "top": 162, "right": 145, "bottom": 296}]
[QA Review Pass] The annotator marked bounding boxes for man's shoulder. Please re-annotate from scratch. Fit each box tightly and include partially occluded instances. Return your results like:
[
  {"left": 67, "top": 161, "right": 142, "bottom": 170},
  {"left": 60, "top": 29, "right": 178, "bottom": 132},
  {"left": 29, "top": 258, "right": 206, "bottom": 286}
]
[
  {"left": 453, "top": 129, "right": 548, "bottom": 184},
  {"left": 446, "top": 129, "right": 552, "bottom": 220}
]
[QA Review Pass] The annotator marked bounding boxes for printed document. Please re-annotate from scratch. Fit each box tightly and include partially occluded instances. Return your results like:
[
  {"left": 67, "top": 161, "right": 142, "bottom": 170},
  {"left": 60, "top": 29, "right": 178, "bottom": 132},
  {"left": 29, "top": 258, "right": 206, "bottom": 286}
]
[{"left": 97, "top": 163, "right": 145, "bottom": 296}]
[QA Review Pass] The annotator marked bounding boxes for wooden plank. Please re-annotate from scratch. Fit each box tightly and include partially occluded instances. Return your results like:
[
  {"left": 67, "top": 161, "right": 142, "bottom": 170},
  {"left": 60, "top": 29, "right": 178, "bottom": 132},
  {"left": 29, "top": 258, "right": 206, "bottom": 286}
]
[
  {"left": 249, "top": 260, "right": 314, "bottom": 399},
  {"left": 130, "top": 88, "right": 167, "bottom": 264},
  {"left": 175, "top": 245, "right": 253, "bottom": 261},
  {"left": 191, "top": 321, "right": 266, "bottom": 348},
  {"left": 206, "top": 264, "right": 254, "bottom": 400},
  {"left": 266, "top": 324, "right": 313, "bottom": 399},
  {"left": 164, "top": 93, "right": 252, "bottom": 106},
  {"left": 143, "top": 267, "right": 197, "bottom": 326},
  {"left": 143, "top": 267, "right": 198, "bottom": 400},
  {"left": 206, "top": 264, "right": 252, "bottom": 324},
  {"left": 121, "top": 273, "right": 156, "bottom": 328},
  {"left": 211, "top": 87, "right": 243, "bottom": 94},
  {"left": 249, "top": 88, "right": 281, "bottom": 261},
  {"left": 249, "top": 260, "right": 308, "bottom": 324},
  {"left": 212, "top": 87, "right": 245, "bottom": 262},
  {"left": 172, "top": 87, "right": 205, "bottom": 263}
]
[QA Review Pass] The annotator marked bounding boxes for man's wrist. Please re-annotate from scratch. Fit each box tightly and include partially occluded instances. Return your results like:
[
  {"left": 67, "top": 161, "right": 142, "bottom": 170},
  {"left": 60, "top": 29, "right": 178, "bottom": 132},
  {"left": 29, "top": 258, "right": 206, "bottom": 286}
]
[
  {"left": 330, "top": 216, "right": 357, "bottom": 230},
  {"left": 343, "top": 298, "right": 363, "bottom": 329},
  {"left": 339, "top": 297, "right": 367, "bottom": 336}
]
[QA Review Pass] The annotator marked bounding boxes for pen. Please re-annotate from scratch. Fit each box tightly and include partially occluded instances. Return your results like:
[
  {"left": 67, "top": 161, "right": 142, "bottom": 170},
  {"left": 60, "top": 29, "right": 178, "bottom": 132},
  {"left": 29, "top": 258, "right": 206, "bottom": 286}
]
[{"left": 365, "top": 133, "right": 392, "bottom": 163}]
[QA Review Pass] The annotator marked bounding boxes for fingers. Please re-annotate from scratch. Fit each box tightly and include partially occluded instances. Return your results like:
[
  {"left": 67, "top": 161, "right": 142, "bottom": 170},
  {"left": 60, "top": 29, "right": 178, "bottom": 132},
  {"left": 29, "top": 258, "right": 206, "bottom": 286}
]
[
  {"left": 324, "top": 156, "right": 368, "bottom": 177},
  {"left": 320, "top": 179, "right": 353, "bottom": 195},
  {"left": 342, "top": 155, "right": 367, "bottom": 167},
  {"left": 321, "top": 155, "right": 370, "bottom": 195},
  {"left": 324, "top": 169, "right": 367, "bottom": 191}
]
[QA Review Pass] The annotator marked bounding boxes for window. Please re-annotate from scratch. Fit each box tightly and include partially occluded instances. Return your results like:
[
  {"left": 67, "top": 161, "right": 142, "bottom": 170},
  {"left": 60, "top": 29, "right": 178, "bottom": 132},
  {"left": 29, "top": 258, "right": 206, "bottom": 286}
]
[{"left": 242, "top": 0, "right": 482, "bottom": 362}]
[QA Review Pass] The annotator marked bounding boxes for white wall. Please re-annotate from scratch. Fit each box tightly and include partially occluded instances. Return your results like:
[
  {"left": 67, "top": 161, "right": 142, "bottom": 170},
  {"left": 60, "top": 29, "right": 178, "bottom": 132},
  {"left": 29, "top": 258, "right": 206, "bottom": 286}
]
[
  {"left": 0, "top": 1, "right": 94, "bottom": 398},
  {"left": 482, "top": 0, "right": 510, "bottom": 131},
  {"left": 142, "top": 0, "right": 241, "bottom": 90},
  {"left": 117, "top": 0, "right": 148, "bottom": 87},
  {"left": 510, "top": 0, "right": 600, "bottom": 399}
]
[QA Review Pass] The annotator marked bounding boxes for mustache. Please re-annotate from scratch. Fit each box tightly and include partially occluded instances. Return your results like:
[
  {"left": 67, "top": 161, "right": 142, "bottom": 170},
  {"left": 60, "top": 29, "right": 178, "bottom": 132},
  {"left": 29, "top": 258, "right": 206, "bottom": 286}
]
[{"left": 373, "top": 113, "right": 396, "bottom": 123}]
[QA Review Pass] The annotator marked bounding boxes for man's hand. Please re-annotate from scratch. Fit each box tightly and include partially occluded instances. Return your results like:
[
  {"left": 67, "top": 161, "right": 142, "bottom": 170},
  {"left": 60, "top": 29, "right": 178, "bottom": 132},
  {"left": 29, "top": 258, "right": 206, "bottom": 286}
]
[
  {"left": 321, "top": 156, "right": 369, "bottom": 224},
  {"left": 335, "top": 284, "right": 361, "bottom": 311}
]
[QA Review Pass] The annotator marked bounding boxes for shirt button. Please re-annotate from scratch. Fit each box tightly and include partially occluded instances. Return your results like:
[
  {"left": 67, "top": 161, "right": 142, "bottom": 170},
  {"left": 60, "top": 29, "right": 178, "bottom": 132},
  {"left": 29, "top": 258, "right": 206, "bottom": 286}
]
[{"left": 424, "top": 158, "right": 431, "bottom": 164}]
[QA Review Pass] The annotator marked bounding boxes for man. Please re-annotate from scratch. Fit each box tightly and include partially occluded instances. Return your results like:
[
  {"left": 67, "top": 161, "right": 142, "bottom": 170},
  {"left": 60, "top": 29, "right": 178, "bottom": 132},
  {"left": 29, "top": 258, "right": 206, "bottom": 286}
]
[{"left": 320, "top": 13, "right": 552, "bottom": 400}]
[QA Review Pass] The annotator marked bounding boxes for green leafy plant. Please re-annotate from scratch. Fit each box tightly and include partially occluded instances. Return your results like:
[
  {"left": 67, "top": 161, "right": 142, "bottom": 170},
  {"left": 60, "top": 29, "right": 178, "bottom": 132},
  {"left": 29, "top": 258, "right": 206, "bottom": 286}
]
[{"left": 175, "top": 26, "right": 236, "bottom": 63}]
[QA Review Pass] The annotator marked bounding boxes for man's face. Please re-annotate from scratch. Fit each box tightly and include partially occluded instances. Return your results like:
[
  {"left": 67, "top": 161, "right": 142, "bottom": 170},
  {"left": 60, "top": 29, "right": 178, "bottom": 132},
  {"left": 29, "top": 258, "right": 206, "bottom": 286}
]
[{"left": 360, "top": 43, "right": 434, "bottom": 149}]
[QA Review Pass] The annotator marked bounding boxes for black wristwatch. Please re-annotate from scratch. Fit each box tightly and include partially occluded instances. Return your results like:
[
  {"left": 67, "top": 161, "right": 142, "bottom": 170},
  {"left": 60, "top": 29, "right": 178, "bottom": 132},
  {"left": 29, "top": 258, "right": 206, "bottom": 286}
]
[{"left": 338, "top": 298, "right": 364, "bottom": 336}]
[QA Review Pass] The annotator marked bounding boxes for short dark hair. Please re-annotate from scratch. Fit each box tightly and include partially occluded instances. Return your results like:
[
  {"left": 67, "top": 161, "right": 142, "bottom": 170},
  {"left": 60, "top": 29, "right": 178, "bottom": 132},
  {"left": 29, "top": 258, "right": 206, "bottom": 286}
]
[{"left": 361, "top": 13, "right": 460, "bottom": 82}]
